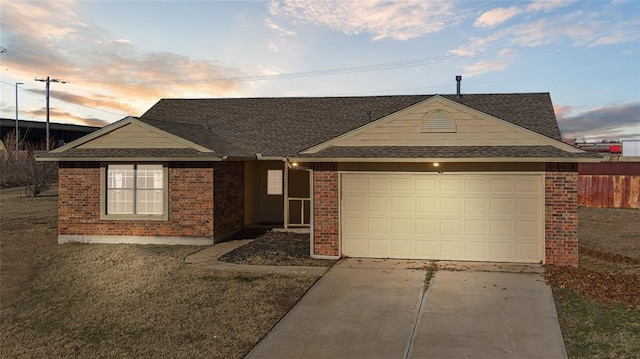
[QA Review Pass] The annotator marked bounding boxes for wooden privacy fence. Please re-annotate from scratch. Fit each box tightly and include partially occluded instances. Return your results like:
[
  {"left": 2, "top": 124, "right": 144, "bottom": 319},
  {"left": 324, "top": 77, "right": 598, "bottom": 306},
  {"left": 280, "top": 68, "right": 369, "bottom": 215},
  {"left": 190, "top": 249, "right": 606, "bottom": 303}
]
[{"left": 578, "top": 162, "right": 640, "bottom": 209}]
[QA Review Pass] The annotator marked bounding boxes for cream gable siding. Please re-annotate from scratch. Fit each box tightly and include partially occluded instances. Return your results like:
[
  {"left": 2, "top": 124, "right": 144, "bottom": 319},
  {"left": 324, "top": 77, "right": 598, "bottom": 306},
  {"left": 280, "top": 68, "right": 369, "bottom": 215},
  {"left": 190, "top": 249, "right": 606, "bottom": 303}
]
[
  {"left": 77, "top": 122, "right": 190, "bottom": 149},
  {"left": 302, "top": 96, "right": 578, "bottom": 153}
]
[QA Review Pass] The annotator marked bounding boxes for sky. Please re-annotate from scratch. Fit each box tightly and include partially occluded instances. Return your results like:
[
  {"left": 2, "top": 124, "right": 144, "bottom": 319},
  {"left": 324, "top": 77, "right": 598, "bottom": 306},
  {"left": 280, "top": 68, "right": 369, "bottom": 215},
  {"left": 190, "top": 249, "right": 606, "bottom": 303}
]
[{"left": 0, "top": 0, "right": 639, "bottom": 142}]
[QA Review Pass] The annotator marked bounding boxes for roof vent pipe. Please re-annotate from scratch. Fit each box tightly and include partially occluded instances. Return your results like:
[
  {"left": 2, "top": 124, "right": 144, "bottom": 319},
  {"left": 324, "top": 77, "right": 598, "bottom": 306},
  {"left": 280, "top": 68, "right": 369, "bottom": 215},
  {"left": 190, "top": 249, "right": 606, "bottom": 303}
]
[{"left": 456, "top": 75, "right": 462, "bottom": 99}]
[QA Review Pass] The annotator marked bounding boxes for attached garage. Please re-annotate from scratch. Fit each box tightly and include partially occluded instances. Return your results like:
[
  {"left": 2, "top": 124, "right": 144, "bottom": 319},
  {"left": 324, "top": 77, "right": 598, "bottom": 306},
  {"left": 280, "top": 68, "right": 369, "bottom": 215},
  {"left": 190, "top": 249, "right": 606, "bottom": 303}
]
[{"left": 341, "top": 172, "right": 544, "bottom": 263}]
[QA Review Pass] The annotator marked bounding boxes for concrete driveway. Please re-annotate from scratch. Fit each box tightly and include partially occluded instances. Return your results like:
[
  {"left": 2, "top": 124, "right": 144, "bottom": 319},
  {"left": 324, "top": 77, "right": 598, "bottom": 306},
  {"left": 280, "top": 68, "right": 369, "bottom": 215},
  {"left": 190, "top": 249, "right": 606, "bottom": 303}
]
[{"left": 245, "top": 259, "right": 566, "bottom": 359}]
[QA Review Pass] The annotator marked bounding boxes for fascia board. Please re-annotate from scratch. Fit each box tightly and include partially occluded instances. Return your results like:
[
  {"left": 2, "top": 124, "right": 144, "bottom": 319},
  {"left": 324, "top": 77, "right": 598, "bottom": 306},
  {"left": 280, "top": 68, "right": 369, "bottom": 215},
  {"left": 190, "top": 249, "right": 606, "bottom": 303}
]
[{"left": 287, "top": 156, "right": 602, "bottom": 163}]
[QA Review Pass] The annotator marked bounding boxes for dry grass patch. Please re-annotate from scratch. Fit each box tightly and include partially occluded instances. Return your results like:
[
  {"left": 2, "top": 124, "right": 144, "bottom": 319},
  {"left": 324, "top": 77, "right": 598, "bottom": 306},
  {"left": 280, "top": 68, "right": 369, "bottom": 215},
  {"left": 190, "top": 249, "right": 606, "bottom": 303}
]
[
  {"left": 547, "top": 207, "right": 640, "bottom": 358},
  {"left": 0, "top": 187, "right": 320, "bottom": 358},
  {"left": 578, "top": 207, "right": 640, "bottom": 258}
]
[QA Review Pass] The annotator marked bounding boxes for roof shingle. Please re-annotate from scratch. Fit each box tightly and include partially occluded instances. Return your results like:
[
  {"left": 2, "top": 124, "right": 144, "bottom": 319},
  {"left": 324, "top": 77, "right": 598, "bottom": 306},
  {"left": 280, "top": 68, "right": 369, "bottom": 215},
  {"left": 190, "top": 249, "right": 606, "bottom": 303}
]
[{"left": 139, "top": 93, "right": 564, "bottom": 157}]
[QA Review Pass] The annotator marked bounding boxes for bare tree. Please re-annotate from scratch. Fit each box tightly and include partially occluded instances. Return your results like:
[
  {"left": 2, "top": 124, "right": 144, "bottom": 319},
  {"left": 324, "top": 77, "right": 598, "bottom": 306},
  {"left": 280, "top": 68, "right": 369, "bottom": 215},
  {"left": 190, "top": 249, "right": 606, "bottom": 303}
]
[{"left": 1, "top": 131, "right": 58, "bottom": 196}]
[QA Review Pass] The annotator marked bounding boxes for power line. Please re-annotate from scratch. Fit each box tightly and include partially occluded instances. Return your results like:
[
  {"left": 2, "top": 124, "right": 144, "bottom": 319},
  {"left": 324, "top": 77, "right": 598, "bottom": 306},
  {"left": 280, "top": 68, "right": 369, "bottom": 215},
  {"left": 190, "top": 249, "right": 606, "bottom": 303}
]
[{"left": 124, "top": 46, "right": 547, "bottom": 85}]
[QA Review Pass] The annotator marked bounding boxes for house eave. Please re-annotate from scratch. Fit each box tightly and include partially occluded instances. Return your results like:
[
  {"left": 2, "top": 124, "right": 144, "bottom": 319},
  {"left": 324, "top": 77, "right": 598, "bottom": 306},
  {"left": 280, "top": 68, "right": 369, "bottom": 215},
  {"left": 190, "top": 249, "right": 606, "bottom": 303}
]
[
  {"left": 37, "top": 156, "right": 227, "bottom": 162},
  {"left": 287, "top": 156, "right": 602, "bottom": 163}
]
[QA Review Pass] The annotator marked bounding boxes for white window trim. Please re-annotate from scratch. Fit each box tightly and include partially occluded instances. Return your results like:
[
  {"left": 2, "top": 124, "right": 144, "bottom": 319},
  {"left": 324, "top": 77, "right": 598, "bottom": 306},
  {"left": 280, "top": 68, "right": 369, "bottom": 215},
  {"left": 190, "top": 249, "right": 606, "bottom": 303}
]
[{"left": 100, "top": 163, "right": 169, "bottom": 221}]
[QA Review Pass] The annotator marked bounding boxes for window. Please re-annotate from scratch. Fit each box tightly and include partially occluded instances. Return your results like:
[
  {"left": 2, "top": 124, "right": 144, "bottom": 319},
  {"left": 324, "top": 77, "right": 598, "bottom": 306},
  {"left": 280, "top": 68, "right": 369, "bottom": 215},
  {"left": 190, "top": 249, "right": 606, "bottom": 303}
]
[
  {"left": 102, "top": 164, "right": 168, "bottom": 220},
  {"left": 267, "top": 170, "right": 283, "bottom": 195}
]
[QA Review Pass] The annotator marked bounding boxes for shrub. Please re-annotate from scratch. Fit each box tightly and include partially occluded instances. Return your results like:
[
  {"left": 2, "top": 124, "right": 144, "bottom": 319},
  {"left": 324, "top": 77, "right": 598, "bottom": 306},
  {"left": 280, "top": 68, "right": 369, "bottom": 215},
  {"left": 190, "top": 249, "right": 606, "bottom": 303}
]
[{"left": 1, "top": 130, "right": 57, "bottom": 196}]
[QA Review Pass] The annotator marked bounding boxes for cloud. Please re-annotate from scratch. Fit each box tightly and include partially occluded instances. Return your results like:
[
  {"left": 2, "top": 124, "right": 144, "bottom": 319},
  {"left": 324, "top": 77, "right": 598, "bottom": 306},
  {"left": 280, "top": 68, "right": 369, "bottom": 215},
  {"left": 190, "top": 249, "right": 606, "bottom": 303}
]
[
  {"left": 474, "top": 7, "right": 520, "bottom": 28},
  {"left": 1, "top": 0, "right": 247, "bottom": 121},
  {"left": 553, "top": 105, "right": 576, "bottom": 118},
  {"left": 526, "top": 0, "right": 574, "bottom": 12},
  {"left": 268, "top": 0, "right": 460, "bottom": 40},
  {"left": 556, "top": 102, "right": 640, "bottom": 140},
  {"left": 457, "top": 1, "right": 639, "bottom": 66},
  {"left": 463, "top": 60, "right": 509, "bottom": 77},
  {"left": 265, "top": 18, "right": 296, "bottom": 37},
  {"left": 21, "top": 107, "right": 111, "bottom": 127}
]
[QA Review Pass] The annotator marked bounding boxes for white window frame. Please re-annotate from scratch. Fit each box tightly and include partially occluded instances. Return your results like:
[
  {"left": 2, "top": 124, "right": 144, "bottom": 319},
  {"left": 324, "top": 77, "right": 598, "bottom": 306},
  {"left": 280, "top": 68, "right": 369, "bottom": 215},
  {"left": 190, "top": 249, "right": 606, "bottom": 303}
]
[{"left": 100, "top": 163, "right": 169, "bottom": 221}]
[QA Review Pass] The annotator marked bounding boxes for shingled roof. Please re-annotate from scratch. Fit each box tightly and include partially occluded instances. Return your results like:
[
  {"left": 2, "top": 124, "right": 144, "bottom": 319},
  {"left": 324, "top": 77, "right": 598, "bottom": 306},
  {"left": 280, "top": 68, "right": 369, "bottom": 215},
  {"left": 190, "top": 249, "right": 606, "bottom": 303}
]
[{"left": 139, "top": 93, "right": 564, "bottom": 158}]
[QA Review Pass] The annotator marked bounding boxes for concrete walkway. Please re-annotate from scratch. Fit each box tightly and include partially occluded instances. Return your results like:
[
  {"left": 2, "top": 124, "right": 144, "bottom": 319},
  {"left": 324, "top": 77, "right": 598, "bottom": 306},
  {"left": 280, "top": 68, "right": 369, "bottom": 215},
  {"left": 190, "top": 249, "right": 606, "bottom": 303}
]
[
  {"left": 184, "top": 240, "right": 329, "bottom": 276},
  {"left": 246, "top": 259, "right": 567, "bottom": 359}
]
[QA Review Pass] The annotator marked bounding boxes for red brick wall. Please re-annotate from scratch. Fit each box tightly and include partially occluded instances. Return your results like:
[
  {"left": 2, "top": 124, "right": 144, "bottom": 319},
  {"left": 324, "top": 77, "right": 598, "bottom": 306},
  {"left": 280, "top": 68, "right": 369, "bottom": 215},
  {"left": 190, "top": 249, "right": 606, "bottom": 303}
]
[
  {"left": 58, "top": 163, "right": 215, "bottom": 239},
  {"left": 545, "top": 163, "right": 579, "bottom": 267},
  {"left": 213, "top": 161, "right": 244, "bottom": 239},
  {"left": 312, "top": 163, "right": 339, "bottom": 256}
]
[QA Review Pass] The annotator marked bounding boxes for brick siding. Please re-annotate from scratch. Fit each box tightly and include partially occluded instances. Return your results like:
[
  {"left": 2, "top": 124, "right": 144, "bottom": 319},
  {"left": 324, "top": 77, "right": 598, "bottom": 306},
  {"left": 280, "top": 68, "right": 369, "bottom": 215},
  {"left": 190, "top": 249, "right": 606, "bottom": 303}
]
[
  {"left": 58, "top": 162, "right": 244, "bottom": 242},
  {"left": 312, "top": 163, "right": 339, "bottom": 256},
  {"left": 545, "top": 163, "right": 579, "bottom": 267}
]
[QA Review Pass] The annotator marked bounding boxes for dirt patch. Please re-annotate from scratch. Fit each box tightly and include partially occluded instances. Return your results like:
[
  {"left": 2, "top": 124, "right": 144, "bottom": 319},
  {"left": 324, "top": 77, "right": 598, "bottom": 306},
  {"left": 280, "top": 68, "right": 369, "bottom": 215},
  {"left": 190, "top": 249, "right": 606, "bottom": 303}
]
[
  {"left": 0, "top": 186, "right": 320, "bottom": 359},
  {"left": 578, "top": 207, "right": 640, "bottom": 258},
  {"left": 219, "top": 231, "right": 336, "bottom": 267}
]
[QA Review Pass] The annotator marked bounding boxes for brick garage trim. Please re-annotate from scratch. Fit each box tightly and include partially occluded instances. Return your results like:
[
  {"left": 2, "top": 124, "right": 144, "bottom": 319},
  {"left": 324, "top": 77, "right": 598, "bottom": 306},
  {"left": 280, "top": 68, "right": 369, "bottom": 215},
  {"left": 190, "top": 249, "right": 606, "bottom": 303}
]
[
  {"left": 312, "top": 163, "right": 340, "bottom": 257},
  {"left": 545, "top": 163, "right": 579, "bottom": 267},
  {"left": 58, "top": 161, "right": 245, "bottom": 244}
]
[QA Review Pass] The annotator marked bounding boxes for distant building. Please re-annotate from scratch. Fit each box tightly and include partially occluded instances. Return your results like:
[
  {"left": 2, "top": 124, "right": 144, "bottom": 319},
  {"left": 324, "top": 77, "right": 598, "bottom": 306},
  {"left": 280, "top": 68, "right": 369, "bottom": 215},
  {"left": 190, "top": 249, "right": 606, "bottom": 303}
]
[
  {"left": 571, "top": 141, "right": 622, "bottom": 155},
  {"left": 0, "top": 118, "right": 101, "bottom": 150},
  {"left": 622, "top": 139, "right": 640, "bottom": 157}
]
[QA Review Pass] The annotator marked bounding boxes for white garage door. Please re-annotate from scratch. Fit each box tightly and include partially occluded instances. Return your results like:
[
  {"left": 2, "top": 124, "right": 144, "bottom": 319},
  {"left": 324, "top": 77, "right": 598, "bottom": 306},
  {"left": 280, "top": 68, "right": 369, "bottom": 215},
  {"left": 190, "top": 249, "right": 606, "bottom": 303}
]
[{"left": 341, "top": 173, "right": 543, "bottom": 263}]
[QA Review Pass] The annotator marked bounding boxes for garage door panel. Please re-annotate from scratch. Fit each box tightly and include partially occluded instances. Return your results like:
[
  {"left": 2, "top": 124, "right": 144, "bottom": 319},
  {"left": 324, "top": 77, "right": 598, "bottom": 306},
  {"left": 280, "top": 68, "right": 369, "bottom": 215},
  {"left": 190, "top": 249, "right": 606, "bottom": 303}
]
[
  {"left": 368, "top": 218, "right": 389, "bottom": 234},
  {"left": 490, "top": 220, "right": 513, "bottom": 236},
  {"left": 490, "top": 242, "right": 514, "bottom": 259},
  {"left": 416, "top": 218, "right": 437, "bottom": 234},
  {"left": 440, "top": 197, "right": 462, "bottom": 213},
  {"left": 416, "top": 240, "right": 439, "bottom": 257},
  {"left": 368, "top": 178, "right": 390, "bottom": 191},
  {"left": 490, "top": 198, "right": 513, "bottom": 214},
  {"left": 464, "top": 179, "right": 488, "bottom": 193},
  {"left": 490, "top": 179, "right": 514, "bottom": 193},
  {"left": 391, "top": 239, "right": 413, "bottom": 257},
  {"left": 392, "top": 197, "right": 413, "bottom": 212},
  {"left": 516, "top": 243, "right": 539, "bottom": 260},
  {"left": 391, "top": 218, "right": 413, "bottom": 234},
  {"left": 344, "top": 217, "right": 366, "bottom": 235},
  {"left": 465, "top": 197, "right": 488, "bottom": 214},
  {"left": 517, "top": 179, "right": 540, "bottom": 193},
  {"left": 440, "top": 241, "right": 463, "bottom": 258},
  {"left": 341, "top": 177, "right": 367, "bottom": 191},
  {"left": 416, "top": 179, "right": 437, "bottom": 191},
  {"left": 440, "top": 219, "right": 462, "bottom": 235},
  {"left": 341, "top": 173, "right": 543, "bottom": 263},
  {"left": 368, "top": 238, "right": 390, "bottom": 256},
  {"left": 368, "top": 197, "right": 388, "bottom": 212},
  {"left": 516, "top": 198, "right": 540, "bottom": 215},
  {"left": 465, "top": 219, "right": 488, "bottom": 236},
  {"left": 343, "top": 196, "right": 367, "bottom": 211},
  {"left": 465, "top": 241, "right": 488, "bottom": 259},
  {"left": 516, "top": 220, "right": 540, "bottom": 237},
  {"left": 344, "top": 235, "right": 367, "bottom": 256},
  {"left": 416, "top": 197, "right": 437, "bottom": 213},
  {"left": 392, "top": 178, "right": 413, "bottom": 191},
  {"left": 440, "top": 179, "right": 463, "bottom": 192}
]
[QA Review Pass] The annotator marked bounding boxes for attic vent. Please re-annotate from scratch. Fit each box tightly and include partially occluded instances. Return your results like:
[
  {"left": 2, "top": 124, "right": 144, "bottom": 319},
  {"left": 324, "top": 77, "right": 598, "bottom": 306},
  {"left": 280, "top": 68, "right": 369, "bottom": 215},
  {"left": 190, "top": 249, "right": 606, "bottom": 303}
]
[{"left": 420, "top": 110, "right": 456, "bottom": 133}]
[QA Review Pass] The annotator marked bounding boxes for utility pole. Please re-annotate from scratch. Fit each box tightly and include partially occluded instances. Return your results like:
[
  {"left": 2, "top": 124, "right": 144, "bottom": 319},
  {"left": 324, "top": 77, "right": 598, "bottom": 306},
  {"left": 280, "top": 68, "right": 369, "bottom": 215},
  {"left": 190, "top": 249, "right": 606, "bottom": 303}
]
[
  {"left": 15, "top": 82, "right": 24, "bottom": 151},
  {"left": 34, "top": 76, "right": 66, "bottom": 151}
]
